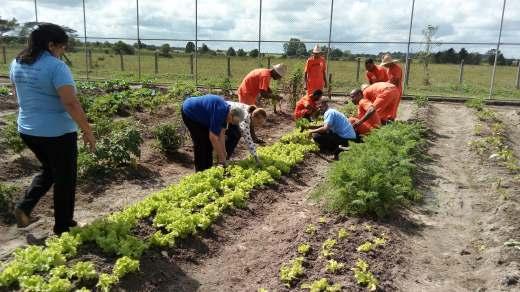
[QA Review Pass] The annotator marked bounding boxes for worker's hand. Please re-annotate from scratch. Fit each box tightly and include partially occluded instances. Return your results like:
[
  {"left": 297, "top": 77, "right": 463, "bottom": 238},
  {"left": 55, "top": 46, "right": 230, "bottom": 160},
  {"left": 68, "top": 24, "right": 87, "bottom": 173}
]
[{"left": 82, "top": 131, "right": 96, "bottom": 153}]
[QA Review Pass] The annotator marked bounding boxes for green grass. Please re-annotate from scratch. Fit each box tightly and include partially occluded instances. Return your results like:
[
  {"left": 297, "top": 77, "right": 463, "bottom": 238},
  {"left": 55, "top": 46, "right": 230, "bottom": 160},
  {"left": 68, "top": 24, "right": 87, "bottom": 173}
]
[{"left": 1, "top": 46, "right": 518, "bottom": 99}]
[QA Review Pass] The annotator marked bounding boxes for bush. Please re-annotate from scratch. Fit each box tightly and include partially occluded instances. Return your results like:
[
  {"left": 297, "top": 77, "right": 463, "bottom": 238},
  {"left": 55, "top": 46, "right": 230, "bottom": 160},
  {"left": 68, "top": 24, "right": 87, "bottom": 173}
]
[
  {"left": 1, "top": 115, "right": 25, "bottom": 154},
  {"left": 154, "top": 123, "right": 182, "bottom": 154},
  {"left": 0, "top": 86, "right": 11, "bottom": 96},
  {"left": 78, "top": 120, "right": 143, "bottom": 177},
  {"left": 0, "top": 183, "right": 18, "bottom": 215},
  {"left": 313, "top": 122, "right": 425, "bottom": 217},
  {"left": 285, "top": 65, "right": 305, "bottom": 110}
]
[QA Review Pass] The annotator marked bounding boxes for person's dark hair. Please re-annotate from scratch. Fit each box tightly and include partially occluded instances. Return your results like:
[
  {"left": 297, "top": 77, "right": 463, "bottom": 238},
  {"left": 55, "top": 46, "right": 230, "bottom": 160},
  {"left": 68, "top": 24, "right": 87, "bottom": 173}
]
[
  {"left": 248, "top": 105, "right": 257, "bottom": 114},
  {"left": 312, "top": 89, "right": 323, "bottom": 97},
  {"left": 16, "top": 23, "right": 69, "bottom": 65},
  {"left": 365, "top": 58, "right": 374, "bottom": 65}
]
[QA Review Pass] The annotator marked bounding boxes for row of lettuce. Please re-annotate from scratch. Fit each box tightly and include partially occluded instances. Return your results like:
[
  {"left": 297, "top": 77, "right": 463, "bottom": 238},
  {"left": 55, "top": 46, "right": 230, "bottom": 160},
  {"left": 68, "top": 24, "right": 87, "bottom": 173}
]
[{"left": 0, "top": 130, "right": 318, "bottom": 291}]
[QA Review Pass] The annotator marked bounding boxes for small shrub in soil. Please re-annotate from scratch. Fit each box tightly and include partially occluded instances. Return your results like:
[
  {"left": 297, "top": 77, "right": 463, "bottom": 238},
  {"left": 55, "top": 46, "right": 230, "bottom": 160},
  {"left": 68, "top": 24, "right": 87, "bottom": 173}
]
[
  {"left": 1, "top": 114, "right": 26, "bottom": 154},
  {"left": 0, "top": 182, "right": 18, "bottom": 219},
  {"left": 154, "top": 123, "right": 182, "bottom": 154},
  {"left": 0, "top": 86, "right": 11, "bottom": 96}
]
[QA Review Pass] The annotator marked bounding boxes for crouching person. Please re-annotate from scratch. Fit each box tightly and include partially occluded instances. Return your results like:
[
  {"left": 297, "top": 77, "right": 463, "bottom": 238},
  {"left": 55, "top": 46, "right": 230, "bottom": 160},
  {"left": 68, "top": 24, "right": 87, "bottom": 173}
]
[
  {"left": 293, "top": 89, "right": 323, "bottom": 121},
  {"left": 309, "top": 99, "right": 358, "bottom": 159},
  {"left": 225, "top": 101, "right": 267, "bottom": 164},
  {"left": 181, "top": 94, "right": 246, "bottom": 172},
  {"left": 347, "top": 88, "right": 381, "bottom": 136}
]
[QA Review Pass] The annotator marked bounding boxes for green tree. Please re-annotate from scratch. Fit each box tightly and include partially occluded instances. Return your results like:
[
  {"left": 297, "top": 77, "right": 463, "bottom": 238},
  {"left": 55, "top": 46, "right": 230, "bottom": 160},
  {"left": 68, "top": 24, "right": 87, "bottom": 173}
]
[
  {"left": 226, "top": 47, "right": 236, "bottom": 56},
  {"left": 0, "top": 17, "right": 18, "bottom": 38},
  {"left": 200, "top": 43, "right": 210, "bottom": 54},
  {"left": 283, "top": 38, "right": 307, "bottom": 57},
  {"left": 249, "top": 49, "right": 259, "bottom": 58},
  {"left": 418, "top": 24, "right": 438, "bottom": 85},
  {"left": 458, "top": 48, "right": 468, "bottom": 62},
  {"left": 185, "top": 41, "right": 195, "bottom": 53},
  {"left": 329, "top": 48, "right": 343, "bottom": 59},
  {"left": 159, "top": 43, "right": 171, "bottom": 57},
  {"left": 487, "top": 49, "right": 506, "bottom": 65},
  {"left": 113, "top": 41, "right": 135, "bottom": 55},
  {"left": 237, "top": 48, "right": 246, "bottom": 57}
]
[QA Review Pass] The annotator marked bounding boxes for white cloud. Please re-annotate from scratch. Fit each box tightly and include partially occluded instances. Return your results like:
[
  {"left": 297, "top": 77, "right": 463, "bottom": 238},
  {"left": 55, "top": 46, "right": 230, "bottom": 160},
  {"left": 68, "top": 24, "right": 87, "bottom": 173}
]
[{"left": 0, "top": 0, "right": 518, "bottom": 56}]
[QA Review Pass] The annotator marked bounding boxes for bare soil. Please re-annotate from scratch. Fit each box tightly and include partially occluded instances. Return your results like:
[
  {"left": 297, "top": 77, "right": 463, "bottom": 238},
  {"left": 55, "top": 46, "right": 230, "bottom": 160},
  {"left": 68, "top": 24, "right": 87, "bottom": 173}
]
[{"left": 396, "top": 102, "right": 520, "bottom": 291}]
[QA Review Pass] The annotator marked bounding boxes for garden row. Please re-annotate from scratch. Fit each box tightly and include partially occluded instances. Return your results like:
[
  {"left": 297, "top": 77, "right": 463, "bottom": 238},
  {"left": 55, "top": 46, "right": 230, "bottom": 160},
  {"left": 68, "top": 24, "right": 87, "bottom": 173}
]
[{"left": 0, "top": 130, "right": 317, "bottom": 291}]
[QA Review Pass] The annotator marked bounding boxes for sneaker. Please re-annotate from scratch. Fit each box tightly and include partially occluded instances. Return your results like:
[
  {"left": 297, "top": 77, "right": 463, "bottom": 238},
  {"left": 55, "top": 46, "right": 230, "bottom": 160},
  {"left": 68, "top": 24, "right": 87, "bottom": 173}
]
[{"left": 14, "top": 208, "right": 32, "bottom": 228}]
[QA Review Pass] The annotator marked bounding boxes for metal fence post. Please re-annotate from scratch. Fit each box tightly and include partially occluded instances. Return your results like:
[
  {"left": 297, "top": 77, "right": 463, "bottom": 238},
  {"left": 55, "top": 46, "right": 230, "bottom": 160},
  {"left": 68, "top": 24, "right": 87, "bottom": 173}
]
[
  {"left": 195, "top": 0, "right": 198, "bottom": 85},
  {"left": 458, "top": 59, "right": 464, "bottom": 85},
  {"left": 356, "top": 57, "right": 361, "bottom": 82},
  {"left": 88, "top": 49, "right": 93, "bottom": 69},
  {"left": 34, "top": 0, "right": 38, "bottom": 22},
  {"left": 190, "top": 54, "right": 194, "bottom": 75},
  {"left": 2, "top": 46, "right": 6, "bottom": 64},
  {"left": 405, "top": 57, "right": 411, "bottom": 87},
  {"left": 267, "top": 56, "right": 271, "bottom": 69},
  {"left": 136, "top": 0, "right": 141, "bottom": 80},
  {"left": 258, "top": 0, "right": 262, "bottom": 66},
  {"left": 516, "top": 59, "right": 520, "bottom": 89},
  {"left": 326, "top": 0, "right": 334, "bottom": 81},
  {"left": 120, "top": 53, "right": 124, "bottom": 71},
  {"left": 82, "top": 0, "right": 89, "bottom": 79},
  {"left": 489, "top": 0, "right": 507, "bottom": 100},
  {"left": 404, "top": 0, "right": 415, "bottom": 95}
]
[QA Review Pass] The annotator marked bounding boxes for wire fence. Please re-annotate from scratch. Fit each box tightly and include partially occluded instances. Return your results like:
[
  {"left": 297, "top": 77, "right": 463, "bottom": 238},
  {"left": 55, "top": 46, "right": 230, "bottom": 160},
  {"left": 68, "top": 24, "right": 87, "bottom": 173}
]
[{"left": 0, "top": 0, "right": 519, "bottom": 99}]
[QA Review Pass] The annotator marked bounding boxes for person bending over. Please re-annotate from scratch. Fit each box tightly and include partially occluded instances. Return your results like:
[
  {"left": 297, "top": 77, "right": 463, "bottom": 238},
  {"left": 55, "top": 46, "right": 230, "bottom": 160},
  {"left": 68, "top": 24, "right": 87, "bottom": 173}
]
[
  {"left": 347, "top": 88, "right": 381, "bottom": 136},
  {"left": 293, "top": 89, "right": 323, "bottom": 120}
]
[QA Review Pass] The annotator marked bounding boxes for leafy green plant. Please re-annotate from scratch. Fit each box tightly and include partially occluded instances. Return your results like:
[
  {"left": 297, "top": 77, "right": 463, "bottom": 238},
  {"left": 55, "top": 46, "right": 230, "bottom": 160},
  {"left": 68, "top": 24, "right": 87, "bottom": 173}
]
[
  {"left": 305, "top": 224, "right": 317, "bottom": 236},
  {"left": 337, "top": 228, "right": 349, "bottom": 240},
  {"left": 69, "top": 261, "right": 97, "bottom": 280},
  {"left": 352, "top": 259, "right": 378, "bottom": 291},
  {"left": 321, "top": 239, "right": 336, "bottom": 258},
  {"left": 298, "top": 243, "right": 311, "bottom": 256},
  {"left": 154, "top": 123, "right": 182, "bottom": 154},
  {"left": 101, "top": 79, "right": 130, "bottom": 92},
  {"left": 357, "top": 241, "right": 375, "bottom": 252},
  {"left": 1, "top": 114, "right": 26, "bottom": 154},
  {"left": 313, "top": 122, "right": 425, "bottom": 217},
  {"left": 113, "top": 256, "right": 139, "bottom": 279},
  {"left": 0, "top": 86, "right": 11, "bottom": 95},
  {"left": 279, "top": 257, "right": 305, "bottom": 287},
  {"left": 414, "top": 95, "right": 429, "bottom": 107},
  {"left": 285, "top": 65, "right": 305, "bottom": 110},
  {"left": 326, "top": 259, "right": 345, "bottom": 274},
  {"left": 0, "top": 183, "right": 18, "bottom": 215},
  {"left": 339, "top": 102, "right": 357, "bottom": 118},
  {"left": 301, "top": 278, "right": 341, "bottom": 292}
]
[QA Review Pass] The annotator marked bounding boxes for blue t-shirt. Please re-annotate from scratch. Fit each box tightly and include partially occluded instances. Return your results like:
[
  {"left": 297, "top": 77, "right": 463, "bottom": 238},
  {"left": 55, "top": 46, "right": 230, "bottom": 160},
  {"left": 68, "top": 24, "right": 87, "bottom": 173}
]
[
  {"left": 324, "top": 108, "right": 356, "bottom": 139},
  {"left": 9, "top": 51, "right": 77, "bottom": 137},
  {"left": 182, "top": 94, "right": 230, "bottom": 135}
]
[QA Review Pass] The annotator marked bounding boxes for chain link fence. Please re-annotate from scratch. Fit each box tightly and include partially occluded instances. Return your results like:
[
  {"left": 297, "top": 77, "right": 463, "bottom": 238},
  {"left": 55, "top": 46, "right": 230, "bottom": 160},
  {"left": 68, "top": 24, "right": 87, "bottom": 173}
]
[{"left": 0, "top": 0, "right": 519, "bottom": 99}]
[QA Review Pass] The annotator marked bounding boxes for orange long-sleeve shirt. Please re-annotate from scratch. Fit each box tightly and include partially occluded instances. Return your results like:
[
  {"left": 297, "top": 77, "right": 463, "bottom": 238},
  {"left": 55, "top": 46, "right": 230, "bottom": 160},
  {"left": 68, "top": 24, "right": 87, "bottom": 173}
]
[
  {"left": 362, "top": 82, "right": 400, "bottom": 122},
  {"left": 294, "top": 94, "right": 318, "bottom": 120},
  {"left": 365, "top": 65, "right": 388, "bottom": 84},
  {"left": 304, "top": 56, "right": 327, "bottom": 96},
  {"left": 237, "top": 68, "right": 272, "bottom": 105}
]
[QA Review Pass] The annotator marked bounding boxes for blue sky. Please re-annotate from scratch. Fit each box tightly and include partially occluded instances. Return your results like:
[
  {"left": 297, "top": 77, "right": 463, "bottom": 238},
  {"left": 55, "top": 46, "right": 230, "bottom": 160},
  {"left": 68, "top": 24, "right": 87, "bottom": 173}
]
[{"left": 1, "top": 0, "right": 519, "bottom": 57}]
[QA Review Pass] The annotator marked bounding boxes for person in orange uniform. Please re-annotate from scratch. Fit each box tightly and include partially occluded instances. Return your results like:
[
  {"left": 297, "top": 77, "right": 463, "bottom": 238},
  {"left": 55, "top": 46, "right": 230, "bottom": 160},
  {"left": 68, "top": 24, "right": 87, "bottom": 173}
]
[
  {"left": 380, "top": 54, "right": 403, "bottom": 120},
  {"left": 347, "top": 88, "right": 381, "bottom": 136},
  {"left": 237, "top": 63, "right": 287, "bottom": 106},
  {"left": 293, "top": 89, "right": 323, "bottom": 120},
  {"left": 304, "top": 45, "right": 327, "bottom": 96},
  {"left": 353, "top": 82, "right": 400, "bottom": 124},
  {"left": 365, "top": 58, "right": 388, "bottom": 84}
]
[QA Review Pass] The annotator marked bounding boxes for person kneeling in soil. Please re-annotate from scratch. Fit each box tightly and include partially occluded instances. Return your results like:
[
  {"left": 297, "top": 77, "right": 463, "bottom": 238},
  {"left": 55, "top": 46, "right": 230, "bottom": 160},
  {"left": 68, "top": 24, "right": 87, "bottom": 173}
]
[
  {"left": 309, "top": 99, "right": 359, "bottom": 159},
  {"left": 354, "top": 82, "right": 400, "bottom": 124},
  {"left": 181, "top": 94, "right": 246, "bottom": 172},
  {"left": 293, "top": 89, "right": 323, "bottom": 121},
  {"left": 225, "top": 101, "right": 267, "bottom": 164},
  {"left": 347, "top": 88, "right": 381, "bottom": 136}
]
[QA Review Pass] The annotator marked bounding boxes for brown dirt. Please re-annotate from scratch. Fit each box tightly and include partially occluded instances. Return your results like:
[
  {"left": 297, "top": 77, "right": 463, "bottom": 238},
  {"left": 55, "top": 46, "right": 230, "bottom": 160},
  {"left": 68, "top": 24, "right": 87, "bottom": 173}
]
[
  {"left": 0, "top": 103, "right": 296, "bottom": 259},
  {"left": 396, "top": 102, "right": 520, "bottom": 291}
]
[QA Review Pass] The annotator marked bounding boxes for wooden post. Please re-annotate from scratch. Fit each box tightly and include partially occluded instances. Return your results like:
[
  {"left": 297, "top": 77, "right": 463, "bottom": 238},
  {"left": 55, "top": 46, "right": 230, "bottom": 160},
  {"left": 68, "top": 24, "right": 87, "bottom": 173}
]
[
  {"left": 405, "top": 57, "right": 411, "bottom": 87},
  {"left": 88, "top": 49, "right": 93, "bottom": 69},
  {"left": 2, "top": 46, "right": 6, "bottom": 64},
  {"left": 190, "top": 54, "right": 194, "bottom": 75},
  {"left": 516, "top": 61, "right": 520, "bottom": 90},
  {"left": 267, "top": 56, "right": 271, "bottom": 69},
  {"left": 119, "top": 53, "right": 124, "bottom": 71},
  {"left": 328, "top": 73, "right": 332, "bottom": 99},
  {"left": 154, "top": 51, "right": 159, "bottom": 75},
  {"left": 227, "top": 56, "right": 231, "bottom": 78},
  {"left": 458, "top": 59, "right": 465, "bottom": 85},
  {"left": 356, "top": 57, "right": 361, "bottom": 82}
]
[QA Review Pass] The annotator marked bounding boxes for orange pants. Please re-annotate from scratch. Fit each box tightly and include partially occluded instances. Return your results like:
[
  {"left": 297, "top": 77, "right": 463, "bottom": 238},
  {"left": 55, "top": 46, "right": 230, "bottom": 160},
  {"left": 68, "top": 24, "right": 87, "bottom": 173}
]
[{"left": 349, "top": 117, "right": 376, "bottom": 136}]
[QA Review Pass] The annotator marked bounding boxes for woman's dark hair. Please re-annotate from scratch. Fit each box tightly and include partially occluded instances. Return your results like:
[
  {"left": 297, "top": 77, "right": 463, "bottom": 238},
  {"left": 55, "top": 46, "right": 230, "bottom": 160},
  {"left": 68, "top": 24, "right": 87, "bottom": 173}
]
[{"left": 16, "top": 23, "right": 69, "bottom": 65}]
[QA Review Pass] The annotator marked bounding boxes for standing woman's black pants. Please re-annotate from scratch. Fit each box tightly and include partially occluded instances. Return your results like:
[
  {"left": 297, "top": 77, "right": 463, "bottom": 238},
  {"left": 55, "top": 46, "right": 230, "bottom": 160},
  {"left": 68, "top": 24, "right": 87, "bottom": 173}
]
[
  {"left": 182, "top": 111, "right": 214, "bottom": 172},
  {"left": 17, "top": 132, "right": 78, "bottom": 234}
]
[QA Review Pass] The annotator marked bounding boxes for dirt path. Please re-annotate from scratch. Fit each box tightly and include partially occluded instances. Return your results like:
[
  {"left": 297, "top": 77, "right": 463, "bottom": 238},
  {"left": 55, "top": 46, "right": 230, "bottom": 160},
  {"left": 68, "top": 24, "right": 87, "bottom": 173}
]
[{"left": 397, "top": 103, "right": 520, "bottom": 291}]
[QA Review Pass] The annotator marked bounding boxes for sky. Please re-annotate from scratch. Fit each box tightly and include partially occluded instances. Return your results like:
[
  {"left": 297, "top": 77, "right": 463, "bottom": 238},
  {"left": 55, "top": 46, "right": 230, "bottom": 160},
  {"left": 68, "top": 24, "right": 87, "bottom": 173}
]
[{"left": 1, "top": 0, "right": 519, "bottom": 57}]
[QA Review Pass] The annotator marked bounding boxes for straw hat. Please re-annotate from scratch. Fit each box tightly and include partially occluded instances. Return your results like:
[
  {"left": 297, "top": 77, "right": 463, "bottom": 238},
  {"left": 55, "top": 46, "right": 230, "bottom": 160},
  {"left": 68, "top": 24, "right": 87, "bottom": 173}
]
[
  {"left": 380, "top": 54, "right": 400, "bottom": 66},
  {"left": 312, "top": 44, "right": 322, "bottom": 54},
  {"left": 272, "top": 63, "right": 287, "bottom": 77}
]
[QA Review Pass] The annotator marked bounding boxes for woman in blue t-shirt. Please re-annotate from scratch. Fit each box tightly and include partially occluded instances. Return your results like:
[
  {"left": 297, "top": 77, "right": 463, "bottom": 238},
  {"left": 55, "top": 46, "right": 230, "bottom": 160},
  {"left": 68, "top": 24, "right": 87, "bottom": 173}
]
[{"left": 9, "top": 23, "right": 95, "bottom": 235}]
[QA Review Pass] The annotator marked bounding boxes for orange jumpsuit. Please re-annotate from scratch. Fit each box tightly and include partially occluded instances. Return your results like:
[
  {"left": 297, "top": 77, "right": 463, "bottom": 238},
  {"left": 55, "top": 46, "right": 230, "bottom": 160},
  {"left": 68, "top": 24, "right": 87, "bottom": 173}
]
[
  {"left": 237, "top": 68, "right": 271, "bottom": 105},
  {"left": 304, "top": 56, "right": 327, "bottom": 96},
  {"left": 386, "top": 63, "right": 403, "bottom": 119},
  {"left": 362, "top": 82, "right": 400, "bottom": 122},
  {"left": 348, "top": 98, "right": 381, "bottom": 135},
  {"left": 293, "top": 94, "right": 318, "bottom": 120},
  {"left": 365, "top": 65, "right": 388, "bottom": 84}
]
